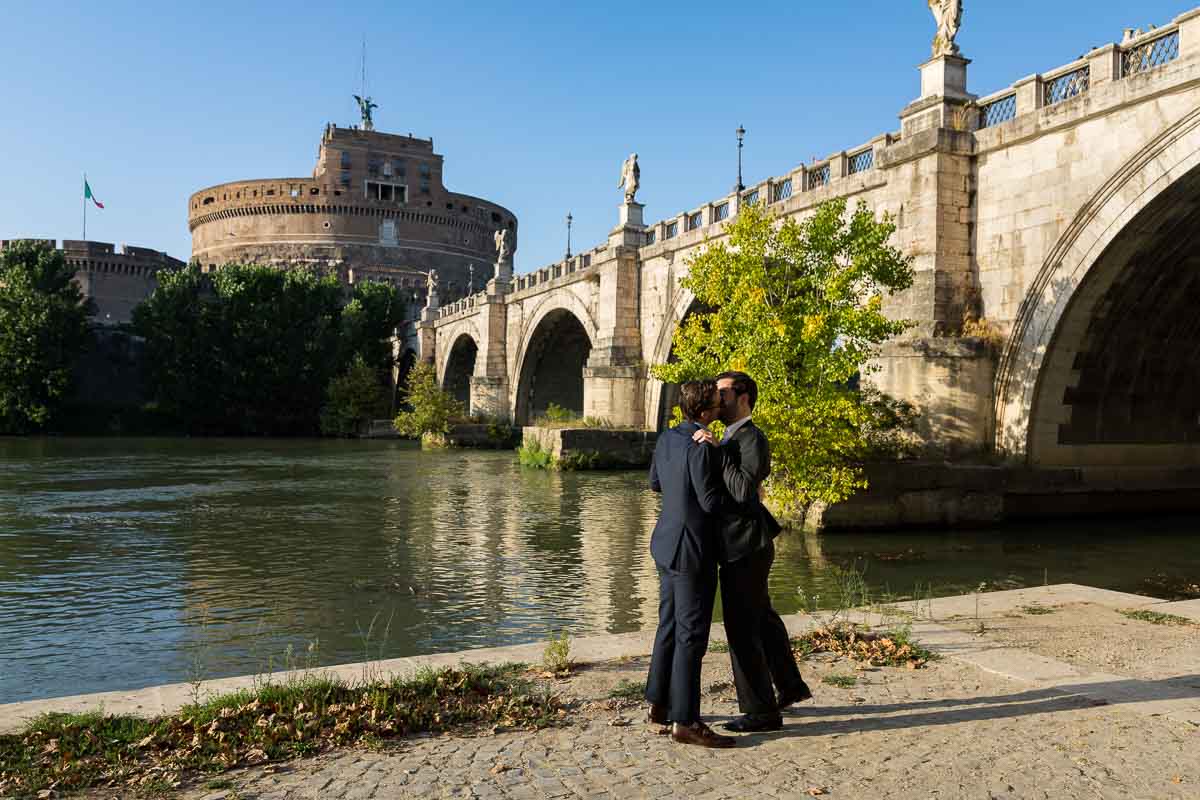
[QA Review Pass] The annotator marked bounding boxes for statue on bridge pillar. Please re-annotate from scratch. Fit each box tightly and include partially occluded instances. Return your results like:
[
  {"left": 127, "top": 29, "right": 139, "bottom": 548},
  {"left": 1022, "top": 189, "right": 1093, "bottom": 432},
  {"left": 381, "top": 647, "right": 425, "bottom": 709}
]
[
  {"left": 928, "top": 0, "right": 963, "bottom": 58},
  {"left": 425, "top": 269, "right": 439, "bottom": 309},
  {"left": 492, "top": 229, "right": 514, "bottom": 284},
  {"left": 616, "top": 153, "right": 644, "bottom": 231},
  {"left": 618, "top": 153, "right": 640, "bottom": 203}
]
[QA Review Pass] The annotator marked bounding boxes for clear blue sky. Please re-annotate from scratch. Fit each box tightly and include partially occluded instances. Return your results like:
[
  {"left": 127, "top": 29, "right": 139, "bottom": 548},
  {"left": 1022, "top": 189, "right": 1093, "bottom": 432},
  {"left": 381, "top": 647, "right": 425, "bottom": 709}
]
[{"left": 0, "top": 0, "right": 1190, "bottom": 273}]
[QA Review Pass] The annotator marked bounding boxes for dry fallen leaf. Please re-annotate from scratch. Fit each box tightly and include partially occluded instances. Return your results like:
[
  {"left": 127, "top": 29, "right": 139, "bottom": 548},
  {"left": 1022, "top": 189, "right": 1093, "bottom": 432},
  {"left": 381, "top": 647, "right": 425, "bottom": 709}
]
[
  {"left": 1172, "top": 775, "right": 1184, "bottom": 784},
  {"left": 490, "top": 761, "right": 510, "bottom": 774},
  {"left": 806, "top": 788, "right": 826, "bottom": 796}
]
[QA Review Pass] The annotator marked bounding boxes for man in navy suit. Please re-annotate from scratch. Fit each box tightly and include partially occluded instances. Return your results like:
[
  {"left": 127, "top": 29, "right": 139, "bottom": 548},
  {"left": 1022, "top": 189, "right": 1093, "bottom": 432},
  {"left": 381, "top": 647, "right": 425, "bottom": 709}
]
[
  {"left": 644, "top": 379, "right": 735, "bottom": 748},
  {"left": 695, "top": 370, "right": 812, "bottom": 732}
]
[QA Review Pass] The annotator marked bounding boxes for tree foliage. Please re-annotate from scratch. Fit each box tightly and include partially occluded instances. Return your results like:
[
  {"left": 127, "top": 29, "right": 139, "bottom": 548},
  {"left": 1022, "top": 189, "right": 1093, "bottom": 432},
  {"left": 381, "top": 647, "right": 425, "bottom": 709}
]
[
  {"left": 320, "top": 355, "right": 389, "bottom": 436},
  {"left": 652, "top": 199, "right": 915, "bottom": 513},
  {"left": 133, "top": 264, "right": 406, "bottom": 435},
  {"left": 392, "top": 361, "right": 463, "bottom": 438},
  {"left": 0, "top": 242, "right": 93, "bottom": 433}
]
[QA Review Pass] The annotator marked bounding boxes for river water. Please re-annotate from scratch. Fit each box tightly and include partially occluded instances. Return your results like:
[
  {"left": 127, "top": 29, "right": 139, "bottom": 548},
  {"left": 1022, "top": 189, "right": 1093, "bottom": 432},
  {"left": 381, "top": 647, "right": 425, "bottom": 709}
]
[{"left": 2, "top": 437, "right": 1198, "bottom": 704}]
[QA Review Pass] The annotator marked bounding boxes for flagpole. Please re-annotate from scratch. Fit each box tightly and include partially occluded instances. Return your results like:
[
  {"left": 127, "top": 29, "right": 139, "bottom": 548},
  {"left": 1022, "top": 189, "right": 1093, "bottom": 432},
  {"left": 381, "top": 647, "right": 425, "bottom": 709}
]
[{"left": 82, "top": 173, "right": 87, "bottom": 240}]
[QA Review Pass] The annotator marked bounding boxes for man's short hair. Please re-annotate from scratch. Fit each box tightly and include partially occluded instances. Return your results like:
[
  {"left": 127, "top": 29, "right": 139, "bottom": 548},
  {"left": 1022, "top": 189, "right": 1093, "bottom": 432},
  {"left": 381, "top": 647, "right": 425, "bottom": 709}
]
[
  {"left": 716, "top": 370, "right": 758, "bottom": 410},
  {"left": 679, "top": 379, "right": 718, "bottom": 422}
]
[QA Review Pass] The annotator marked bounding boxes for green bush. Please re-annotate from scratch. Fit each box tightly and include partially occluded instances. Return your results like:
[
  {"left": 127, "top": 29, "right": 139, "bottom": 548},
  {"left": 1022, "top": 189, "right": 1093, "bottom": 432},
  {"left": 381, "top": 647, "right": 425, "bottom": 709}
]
[
  {"left": 320, "top": 356, "right": 388, "bottom": 436},
  {"left": 393, "top": 361, "right": 463, "bottom": 439},
  {"left": 517, "top": 439, "right": 554, "bottom": 469}
]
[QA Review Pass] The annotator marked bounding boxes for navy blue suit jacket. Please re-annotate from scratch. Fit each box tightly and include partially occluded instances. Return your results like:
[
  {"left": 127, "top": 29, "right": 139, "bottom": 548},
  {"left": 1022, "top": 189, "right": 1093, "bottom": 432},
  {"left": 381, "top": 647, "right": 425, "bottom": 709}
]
[{"left": 649, "top": 421, "right": 723, "bottom": 573}]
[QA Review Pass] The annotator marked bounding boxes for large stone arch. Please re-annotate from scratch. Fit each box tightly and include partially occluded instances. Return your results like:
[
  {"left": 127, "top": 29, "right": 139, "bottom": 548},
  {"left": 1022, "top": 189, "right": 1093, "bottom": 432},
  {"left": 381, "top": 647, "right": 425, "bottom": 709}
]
[
  {"left": 435, "top": 319, "right": 483, "bottom": 386},
  {"left": 513, "top": 296, "right": 596, "bottom": 425},
  {"left": 994, "top": 105, "right": 1200, "bottom": 465}
]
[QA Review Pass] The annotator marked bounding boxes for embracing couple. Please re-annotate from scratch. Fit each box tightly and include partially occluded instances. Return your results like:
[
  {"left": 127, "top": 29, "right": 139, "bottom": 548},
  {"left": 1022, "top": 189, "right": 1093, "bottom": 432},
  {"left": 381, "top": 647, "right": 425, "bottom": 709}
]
[{"left": 645, "top": 371, "right": 812, "bottom": 748}]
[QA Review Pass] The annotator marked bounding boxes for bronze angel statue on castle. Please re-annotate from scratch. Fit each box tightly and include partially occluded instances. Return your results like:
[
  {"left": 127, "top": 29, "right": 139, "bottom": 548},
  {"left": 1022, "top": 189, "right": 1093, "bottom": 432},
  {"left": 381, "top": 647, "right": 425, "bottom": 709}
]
[{"left": 928, "top": 0, "right": 963, "bottom": 57}]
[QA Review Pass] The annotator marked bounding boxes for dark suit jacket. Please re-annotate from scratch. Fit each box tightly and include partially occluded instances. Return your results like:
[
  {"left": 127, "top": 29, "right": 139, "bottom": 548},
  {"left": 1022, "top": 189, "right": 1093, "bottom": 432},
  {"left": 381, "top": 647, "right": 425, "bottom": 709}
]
[
  {"left": 715, "top": 419, "right": 783, "bottom": 565},
  {"left": 649, "top": 421, "right": 723, "bottom": 573}
]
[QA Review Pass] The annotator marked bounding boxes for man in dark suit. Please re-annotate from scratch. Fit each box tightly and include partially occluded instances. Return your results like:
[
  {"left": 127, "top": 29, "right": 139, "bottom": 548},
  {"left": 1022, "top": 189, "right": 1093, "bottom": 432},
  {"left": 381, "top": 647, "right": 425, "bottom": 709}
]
[
  {"left": 695, "top": 370, "right": 812, "bottom": 732},
  {"left": 644, "top": 380, "right": 735, "bottom": 748}
]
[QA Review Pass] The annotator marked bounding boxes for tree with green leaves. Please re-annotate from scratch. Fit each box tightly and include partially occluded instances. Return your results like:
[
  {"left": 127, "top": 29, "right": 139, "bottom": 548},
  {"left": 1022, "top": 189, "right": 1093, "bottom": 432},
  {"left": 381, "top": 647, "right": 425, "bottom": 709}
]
[
  {"left": 320, "top": 355, "right": 389, "bottom": 436},
  {"left": 134, "top": 264, "right": 407, "bottom": 435},
  {"left": 0, "top": 242, "right": 94, "bottom": 433},
  {"left": 393, "top": 360, "right": 463, "bottom": 440},
  {"left": 652, "top": 199, "right": 915, "bottom": 514}
]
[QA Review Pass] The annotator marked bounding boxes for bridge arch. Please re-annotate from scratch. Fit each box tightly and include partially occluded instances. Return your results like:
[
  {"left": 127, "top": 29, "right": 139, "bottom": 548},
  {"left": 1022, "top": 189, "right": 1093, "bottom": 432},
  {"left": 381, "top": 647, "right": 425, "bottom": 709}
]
[
  {"left": 441, "top": 333, "right": 479, "bottom": 412},
  {"left": 995, "top": 105, "right": 1200, "bottom": 466},
  {"left": 645, "top": 287, "right": 704, "bottom": 431},
  {"left": 513, "top": 293, "right": 596, "bottom": 425}
]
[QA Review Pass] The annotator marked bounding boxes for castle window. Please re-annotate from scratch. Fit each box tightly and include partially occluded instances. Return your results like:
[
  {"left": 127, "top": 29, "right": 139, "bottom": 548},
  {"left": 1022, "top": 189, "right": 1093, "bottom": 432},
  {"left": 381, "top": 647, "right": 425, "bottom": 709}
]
[
  {"left": 380, "top": 220, "right": 397, "bottom": 245},
  {"left": 491, "top": 212, "right": 501, "bottom": 223},
  {"left": 202, "top": 197, "right": 214, "bottom": 205},
  {"left": 368, "top": 154, "right": 382, "bottom": 178},
  {"left": 365, "top": 181, "right": 406, "bottom": 203},
  {"left": 392, "top": 159, "right": 406, "bottom": 177},
  {"left": 340, "top": 171, "right": 351, "bottom": 188},
  {"left": 420, "top": 180, "right": 430, "bottom": 194},
  {"left": 340, "top": 151, "right": 352, "bottom": 170},
  {"left": 419, "top": 163, "right": 431, "bottom": 178}
]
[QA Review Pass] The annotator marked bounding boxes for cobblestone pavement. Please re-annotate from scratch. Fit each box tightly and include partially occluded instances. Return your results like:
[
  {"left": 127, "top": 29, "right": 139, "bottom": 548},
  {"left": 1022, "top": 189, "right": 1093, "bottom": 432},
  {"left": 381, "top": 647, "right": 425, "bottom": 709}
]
[{"left": 165, "top": 645, "right": 1199, "bottom": 800}]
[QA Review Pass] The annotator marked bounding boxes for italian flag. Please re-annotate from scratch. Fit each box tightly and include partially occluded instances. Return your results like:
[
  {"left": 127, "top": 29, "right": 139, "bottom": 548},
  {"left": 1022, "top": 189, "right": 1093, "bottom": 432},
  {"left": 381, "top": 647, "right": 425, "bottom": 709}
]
[{"left": 84, "top": 179, "right": 104, "bottom": 209}]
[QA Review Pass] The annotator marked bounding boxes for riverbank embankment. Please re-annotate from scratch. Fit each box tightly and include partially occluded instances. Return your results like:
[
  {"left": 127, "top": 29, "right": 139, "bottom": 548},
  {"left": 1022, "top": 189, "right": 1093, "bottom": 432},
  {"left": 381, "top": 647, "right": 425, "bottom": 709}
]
[{"left": 4, "top": 584, "right": 1196, "bottom": 735}]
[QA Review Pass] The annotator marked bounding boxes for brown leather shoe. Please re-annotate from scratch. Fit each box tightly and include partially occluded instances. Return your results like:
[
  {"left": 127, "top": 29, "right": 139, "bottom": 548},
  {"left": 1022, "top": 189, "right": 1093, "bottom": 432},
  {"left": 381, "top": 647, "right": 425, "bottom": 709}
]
[
  {"left": 646, "top": 703, "right": 668, "bottom": 726},
  {"left": 671, "top": 721, "right": 736, "bottom": 748}
]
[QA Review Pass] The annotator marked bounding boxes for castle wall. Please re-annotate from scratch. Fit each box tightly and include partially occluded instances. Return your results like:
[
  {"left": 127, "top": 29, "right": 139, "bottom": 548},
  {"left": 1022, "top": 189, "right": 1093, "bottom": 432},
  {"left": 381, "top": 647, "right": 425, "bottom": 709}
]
[{"left": 188, "top": 127, "right": 516, "bottom": 302}]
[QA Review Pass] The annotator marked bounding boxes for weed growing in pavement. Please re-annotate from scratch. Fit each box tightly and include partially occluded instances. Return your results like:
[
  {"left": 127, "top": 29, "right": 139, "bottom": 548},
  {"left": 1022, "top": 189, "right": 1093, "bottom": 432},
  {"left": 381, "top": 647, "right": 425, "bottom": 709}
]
[
  {"left": 1119, "top": 608, "right": 1195, "bottom": 626},
  {"left": 607, "top": 679, "right": 646, "bottom": 701},
  {"left": 542, "top": 629, "right": 573, "bottom": 675},
  {"left": 821, "top": 674, "right": 857, "bottom": 688}
]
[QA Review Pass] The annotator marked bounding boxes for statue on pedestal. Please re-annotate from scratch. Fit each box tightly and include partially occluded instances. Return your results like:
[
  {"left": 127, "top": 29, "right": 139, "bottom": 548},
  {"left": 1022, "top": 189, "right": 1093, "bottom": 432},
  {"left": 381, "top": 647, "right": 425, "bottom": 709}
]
[
  {"left": 494, "top": 229, "right": 512, "bottom": 266},
  {"left": 928, "top": 0, "right": 963, "bottom": 58},
  {"left": 353, "top": 94, "right": 378, "bottom": 131},
  {"left": 425, "top": 269, "right": 439, "bottom": 306},
  {"left": 618, "top": 153, "right": 640, "bottom": 203}
]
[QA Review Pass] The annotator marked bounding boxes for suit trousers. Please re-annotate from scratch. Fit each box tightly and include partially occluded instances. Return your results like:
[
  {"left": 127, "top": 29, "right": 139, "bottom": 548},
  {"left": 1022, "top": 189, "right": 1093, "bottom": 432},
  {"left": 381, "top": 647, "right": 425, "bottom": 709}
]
[
  {"left": 645, "top": 562, "right": 717, "bottom": 724},
  {"left": 720, "top": 540, "right": 805, "bottom": 715}
]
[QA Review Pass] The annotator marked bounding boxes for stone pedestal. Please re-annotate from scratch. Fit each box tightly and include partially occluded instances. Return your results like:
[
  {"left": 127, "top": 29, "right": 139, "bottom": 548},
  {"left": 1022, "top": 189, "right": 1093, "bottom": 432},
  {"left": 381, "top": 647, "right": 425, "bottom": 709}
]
[
  {"left": 618, "top": 201, "right": 644, "bottom": 228},
  {"left": 610, "top": 202, "right": 647, "bottom": 250},
  {"left": 486, "top": 276, "right": 511, "bottom": 298},
  {"left": 919, "top": 54, "right": 971, "bottom": 101},
  {"left": 493, "top": 258, "right": 513, "bottom": 284}
]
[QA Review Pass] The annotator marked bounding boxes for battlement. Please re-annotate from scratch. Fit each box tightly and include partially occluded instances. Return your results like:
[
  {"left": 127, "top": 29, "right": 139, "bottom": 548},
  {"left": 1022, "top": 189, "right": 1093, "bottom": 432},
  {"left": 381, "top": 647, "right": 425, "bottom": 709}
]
[{"left": 323, "top": 124, "right": 435, "bottom": 153}]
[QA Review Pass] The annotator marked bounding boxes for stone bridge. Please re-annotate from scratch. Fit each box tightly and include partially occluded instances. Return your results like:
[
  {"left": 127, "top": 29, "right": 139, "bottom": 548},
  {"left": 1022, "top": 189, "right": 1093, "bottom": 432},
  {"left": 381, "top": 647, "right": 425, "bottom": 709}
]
[{"left": 412, "top": 9, "right": 1200, "bottom": 470}]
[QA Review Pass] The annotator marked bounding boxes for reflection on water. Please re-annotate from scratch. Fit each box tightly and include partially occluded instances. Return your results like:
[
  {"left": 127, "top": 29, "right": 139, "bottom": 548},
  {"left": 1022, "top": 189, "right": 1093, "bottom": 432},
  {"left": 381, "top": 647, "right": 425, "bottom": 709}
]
[{"left": 1, "top": 437, "right": 1198, "bottom": 703}]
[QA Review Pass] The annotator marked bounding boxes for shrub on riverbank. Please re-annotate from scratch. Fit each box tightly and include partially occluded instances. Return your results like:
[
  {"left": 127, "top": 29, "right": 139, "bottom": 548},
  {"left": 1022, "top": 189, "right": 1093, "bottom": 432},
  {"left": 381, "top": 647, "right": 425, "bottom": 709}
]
[
  {"left": 393, "top": 361, "right": 463, "bottom": 441},
  {"left": 0, "top": 664, "right": 560, "bottom": 798},
  {"left": 320, "top": 356, "right": 389, "bottom": 436}
]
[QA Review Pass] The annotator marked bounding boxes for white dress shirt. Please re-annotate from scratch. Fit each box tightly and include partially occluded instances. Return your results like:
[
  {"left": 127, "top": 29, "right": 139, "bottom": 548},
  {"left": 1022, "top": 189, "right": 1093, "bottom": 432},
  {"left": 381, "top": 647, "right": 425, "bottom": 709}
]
[{"left": 721, "top": 415, "right": 752, "bottom": 444}]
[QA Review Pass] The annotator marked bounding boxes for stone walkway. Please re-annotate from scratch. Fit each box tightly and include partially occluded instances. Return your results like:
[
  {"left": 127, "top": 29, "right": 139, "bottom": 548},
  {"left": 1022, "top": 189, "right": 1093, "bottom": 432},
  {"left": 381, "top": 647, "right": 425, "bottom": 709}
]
[{"left": 25, "top": 585, "right": 1200, "bottom": 799}]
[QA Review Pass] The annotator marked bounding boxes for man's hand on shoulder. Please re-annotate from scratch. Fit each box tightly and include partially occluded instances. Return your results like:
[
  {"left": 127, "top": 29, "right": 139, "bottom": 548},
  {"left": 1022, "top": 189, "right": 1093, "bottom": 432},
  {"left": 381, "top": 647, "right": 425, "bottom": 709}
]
[{"left": 692, "top": 428, "right": 717, "bottom": 446}]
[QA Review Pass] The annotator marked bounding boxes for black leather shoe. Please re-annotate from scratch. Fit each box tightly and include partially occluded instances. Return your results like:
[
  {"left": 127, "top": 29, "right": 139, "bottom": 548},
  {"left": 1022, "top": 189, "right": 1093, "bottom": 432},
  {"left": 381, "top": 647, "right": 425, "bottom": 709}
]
[
  {"left": 722, "top": 714, "right": 783, "bottom": 733},
  {"left": 646, "top": 703, "right": 668, "bottom": 726},
  {"left": 777, "top": 682, "right": 813, "bottom": 711}
]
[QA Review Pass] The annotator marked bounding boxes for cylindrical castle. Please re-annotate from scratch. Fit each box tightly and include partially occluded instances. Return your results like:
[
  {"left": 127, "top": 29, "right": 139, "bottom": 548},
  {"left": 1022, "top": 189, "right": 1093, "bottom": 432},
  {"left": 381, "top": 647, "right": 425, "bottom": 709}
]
[{"left": 188, "top": 124, "right": 517, "bottom": 301}]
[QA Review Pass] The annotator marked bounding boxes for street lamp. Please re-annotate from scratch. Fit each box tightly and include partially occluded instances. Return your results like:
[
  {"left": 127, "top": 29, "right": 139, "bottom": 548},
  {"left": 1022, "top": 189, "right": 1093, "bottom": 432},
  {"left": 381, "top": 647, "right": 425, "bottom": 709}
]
[
  {"left": 735, "top": 125, "right": 746, "bottom": 193},
  {"left": 566, "top": 212, "right": 573, "bottom": 259}
]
